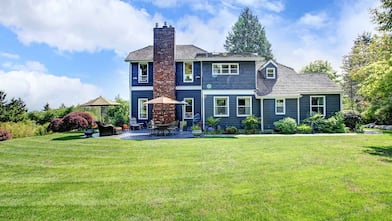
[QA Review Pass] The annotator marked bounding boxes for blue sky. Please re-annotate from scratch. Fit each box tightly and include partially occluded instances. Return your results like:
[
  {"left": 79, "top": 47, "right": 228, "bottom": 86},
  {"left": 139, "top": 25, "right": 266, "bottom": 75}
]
[{"left": 0, "top": 0, "right": 377, "bottom": 111}]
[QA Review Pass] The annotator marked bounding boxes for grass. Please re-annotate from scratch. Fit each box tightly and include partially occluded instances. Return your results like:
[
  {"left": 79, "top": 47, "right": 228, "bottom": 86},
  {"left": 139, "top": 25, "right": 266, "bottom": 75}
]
[{"left": 0, "top": 133, "right": 391, "bottom": 220}]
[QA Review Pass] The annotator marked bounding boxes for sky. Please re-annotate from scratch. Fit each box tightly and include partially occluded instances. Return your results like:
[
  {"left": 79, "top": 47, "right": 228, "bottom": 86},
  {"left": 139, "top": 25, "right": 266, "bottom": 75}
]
[{"left": 0, "top": 0, "right": 378, "bottom": 111}]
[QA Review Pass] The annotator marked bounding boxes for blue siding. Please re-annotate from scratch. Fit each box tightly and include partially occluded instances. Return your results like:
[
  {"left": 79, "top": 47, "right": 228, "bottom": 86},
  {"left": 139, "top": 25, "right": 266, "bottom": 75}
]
[
  {"left": 300, "top": 94, "right": 341, "bottom": 121},
  {"left": 131, "top": 62, "right": 153, "bottom": 86},
  {"left": 202, "top": 61, "right": 256, "bottom": 90},
  {"left": 131, "top": 91, "right": 153, "bottom": 123},
  {"left": 204, "top": 95, "right": 260, "bottom": 129},
  {"left": 175, "top": 90, "right": 201, "bottom": 127},
  {"left": 263, "top": 98, "right": 298, "bottom": 130},
  {"left": 176, "top": 61, "right": 202, "bottom": 86},
  {"left": 260, "top": 62, "right": 278, "bottom": 79}
]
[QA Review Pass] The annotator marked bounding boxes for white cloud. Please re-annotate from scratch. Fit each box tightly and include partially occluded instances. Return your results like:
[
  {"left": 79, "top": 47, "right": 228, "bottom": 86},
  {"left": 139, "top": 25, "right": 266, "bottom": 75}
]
[
  {"left": 298, "top": 12, "right": 328, "bottom": 29},
  {"left": 0, "top": 0, "right": 158, "bottom": 54},
  {"left": 267, "top": 0, "right": 377, "bottom": 73},
  {"left": 0, "top": 68, "right": 102, "bottom": 111},
  {"left": 3, "top": 61, "right": 48, "bottom": 73},
  {"left": 0, "top": 52, "right": 20, "bottom": 59}
]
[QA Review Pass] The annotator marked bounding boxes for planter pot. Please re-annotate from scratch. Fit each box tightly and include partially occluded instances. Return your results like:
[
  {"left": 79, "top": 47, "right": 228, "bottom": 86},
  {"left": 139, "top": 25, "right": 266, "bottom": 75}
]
[{"left": 192, "top": 129, "right": 202, "bottom": 136}]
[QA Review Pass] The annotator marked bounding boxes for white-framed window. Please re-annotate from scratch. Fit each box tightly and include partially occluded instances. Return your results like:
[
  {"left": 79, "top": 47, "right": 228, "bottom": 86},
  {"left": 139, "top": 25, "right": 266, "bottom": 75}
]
[
  {"left": 275, "top": 98, "right": 285, "bottom": 115},
  {"left": 212, "top": 63, "right": 239, "bottom": 75},
  {"left": 266, "top": 67, "right": 276, "bottom": 79},
  {"left": 237, "top": 96, "right": 252, "bottom": 116},
  {"left": 183, "top": 62, "right": 193, "bottom": 83},
  {"left": 183, "top": 98, "right": 194, "bottom": 119},
  {"left": 214, "top": 96, "right": 229, "bottom": 117},
  {"left": 138, "top": 63, "right": 148, "bottom": 83},
  {"left": 310, "top": 96, "right": 326, "bottom": 116},
  {"left": 138, "top": 98, "right": 148, "bottom": 119}
]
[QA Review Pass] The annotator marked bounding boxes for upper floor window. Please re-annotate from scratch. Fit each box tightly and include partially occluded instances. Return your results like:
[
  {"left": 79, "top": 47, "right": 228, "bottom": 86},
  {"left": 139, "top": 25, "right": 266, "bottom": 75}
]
[
  {"left": 275, "top": 99, "right": 285, "bottom": 115},
  {"left": 183, "top": 62, "right": 193, "bottom": 83},
  {"left": 310, "top": 96, "right": 326, "bottom": 116},
  {"left": 184, "top": 98, "right": 194, "bottom": 119},
  {"left": 237, "top": 96, "right": 252, "bottom": 116},
  {"left": 138, "top": 98, "right": 148, "bottom": 119},
  {"left": 138, "top": 63, "right": 148, "bottom": 83},
  {"left": 214, "top": 96, "right": 229, "bottom": 117},
  {"left": 212, "top": 63, "right": 239, "bottom": 75},
  {"left": 266, "top": 68, "right": 276, "bottom": 79}
]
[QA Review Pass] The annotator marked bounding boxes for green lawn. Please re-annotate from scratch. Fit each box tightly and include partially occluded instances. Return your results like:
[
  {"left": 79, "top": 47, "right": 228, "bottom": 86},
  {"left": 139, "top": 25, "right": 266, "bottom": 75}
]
[{"left": 0, "top": 133, "right": 391, "bottom": 220}]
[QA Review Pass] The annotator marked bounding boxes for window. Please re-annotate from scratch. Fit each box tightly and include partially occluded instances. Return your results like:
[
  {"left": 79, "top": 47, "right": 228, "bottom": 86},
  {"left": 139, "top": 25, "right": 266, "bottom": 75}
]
[
  {"left": 275, "top": 99, "right": 285, "bottom": 115},
  {"left": 212, "top": 63, "right": 239, "bottom": 75},
  {"left": 183, "top": 98, "right": 194, "bottom": 119},
  {"left": 214, "top": 96, "right": 229, "bottom": 117},
  {"left": 237, "top": 97, "right": 252, "bottom": 116},
  {"left": 183, "top": 62, "right": 193, "bottom": 82},
  {"left": 266, "top": 67, "right": 276, "bottom": 79},
  {"left": 310, "top": 96, "right": 326, "bottom": 116},
  {"left": 138, "top": 63, "right": 148, "bottom": 83},
  {"left": 138, "top": 98, "right": 148, "bottom": 119}
]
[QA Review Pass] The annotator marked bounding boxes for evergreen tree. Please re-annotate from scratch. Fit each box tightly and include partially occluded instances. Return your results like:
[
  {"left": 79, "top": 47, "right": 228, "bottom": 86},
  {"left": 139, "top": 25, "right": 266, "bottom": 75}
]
[
  {"left": 371, "top": 0, "right": 392, "bottom": 32},
  {"left": 300, "top": 60, "right": 338, "bottom": 83},
  {"left": 224, "top": 7, "right": 273, "bottom": 60}
]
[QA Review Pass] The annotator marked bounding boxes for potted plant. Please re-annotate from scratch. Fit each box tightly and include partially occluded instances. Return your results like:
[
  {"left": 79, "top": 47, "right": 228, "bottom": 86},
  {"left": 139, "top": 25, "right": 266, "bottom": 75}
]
[{"left": 191, "top": 125, "right": 202, "bottom": 136}]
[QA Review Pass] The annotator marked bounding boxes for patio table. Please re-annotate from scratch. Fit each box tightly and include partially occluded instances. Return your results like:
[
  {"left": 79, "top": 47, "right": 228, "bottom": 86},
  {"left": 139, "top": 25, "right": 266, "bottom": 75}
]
[{"left": 155, "top": 124, "right": 170, "bottom": 136}]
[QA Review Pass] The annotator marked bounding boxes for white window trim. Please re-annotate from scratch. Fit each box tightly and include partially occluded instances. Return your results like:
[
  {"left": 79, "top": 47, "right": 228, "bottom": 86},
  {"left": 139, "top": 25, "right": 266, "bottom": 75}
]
[
  {"left": 266, "top": 67, "right": 276, "bottom": 79},
  {"left": 138, "top": 63, "right": 148, "bottom": 83},
  {"left": 138, "top": 98, "right": 148, "bottom": 120},
  {"left": 183, "top": 62, "right": 194, "bottom": 83},
  {"left": 212, "top": 63, "right": 239, "bottom": 75},
  {"left": 310, "top": 96, "right": 326, "bottom": 116},
  {"left": 214, "top": 96, "right": 229, "bottom": 117},
  {"left": 275, "top": 98, "right": 285, "bottom": 115},
  {"left": 183, "top": 98, "right": 194, "bottom": 119},
  {"left": 237, "top": 96, "right": 252, "bottom": 117}
]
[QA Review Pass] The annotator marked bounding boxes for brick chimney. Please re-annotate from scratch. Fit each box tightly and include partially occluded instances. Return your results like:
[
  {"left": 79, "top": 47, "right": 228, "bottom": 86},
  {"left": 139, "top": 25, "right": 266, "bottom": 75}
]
[{"left": 153, "top": 22, "right": 176, "bottom": 123}]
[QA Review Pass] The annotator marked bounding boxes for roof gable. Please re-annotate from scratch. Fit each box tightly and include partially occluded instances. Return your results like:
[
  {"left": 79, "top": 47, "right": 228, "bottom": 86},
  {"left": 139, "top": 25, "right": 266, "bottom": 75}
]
[{"left": 124, "top": 45, "right": 207, "bottom": 61}]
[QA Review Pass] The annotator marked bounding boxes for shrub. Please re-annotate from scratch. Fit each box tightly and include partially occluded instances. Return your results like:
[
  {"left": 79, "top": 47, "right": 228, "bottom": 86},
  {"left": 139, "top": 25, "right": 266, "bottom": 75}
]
[
  {"left": 224, "top": 126, "right": 238, "bottom": 134},
  {"left": 0, "top": 129, "right": 12, "bottom": 141},
  {"left": 61, "top": 115, "right": 89, "bottom": 131},
  {"left": 35, "top": 123, "right": 50, "bottom": 136},
  {"left": 304, "top": 112, "right": 345, "bottom": 133},
  {"left": 242, "top": 115, "right": 260, "bottom": 134},
  {"left": 274, "top": 117, "right": 297, "bottom": 134},
  {"left": 48, "top": 118, "right": 63, "bottom": 132},
  {"left": 0, "top": 121, "right": 36, "bottom": 138},
  {"left": 49, "top": 112, "right": 94, "bottom": 132},
  {"left": 296, "top": 124, "right": 312, "bottom": 134},
  {"left": 206, "top": 116, "right": 220, "bottom": 130},
  {"left": 343, "top": 111, "right": 362, "bottom": 130}
]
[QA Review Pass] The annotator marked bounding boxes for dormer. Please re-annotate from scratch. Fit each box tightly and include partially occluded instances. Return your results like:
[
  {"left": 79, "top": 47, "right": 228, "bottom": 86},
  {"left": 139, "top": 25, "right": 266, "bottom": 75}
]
[{"left": 260, "top": 60, "right": 278, "bottom": 80}]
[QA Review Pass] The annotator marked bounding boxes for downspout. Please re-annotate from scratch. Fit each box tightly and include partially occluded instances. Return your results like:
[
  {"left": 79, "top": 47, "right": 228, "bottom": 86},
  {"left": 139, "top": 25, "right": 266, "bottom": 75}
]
[
  {"left": 201, "top": 61, "right": 205, "bottom": 130},
  {"left": 297, "top": 96, "right": 300, "bottom": 124},
  {"left": 260, "top": 98, "right": 264, "bottom": 132},
  {"left": 129, "top": 62, "right": 132, "bottom": 120}
]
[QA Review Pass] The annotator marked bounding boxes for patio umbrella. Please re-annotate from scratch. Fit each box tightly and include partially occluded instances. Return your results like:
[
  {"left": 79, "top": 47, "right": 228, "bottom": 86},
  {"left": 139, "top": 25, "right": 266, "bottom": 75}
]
[
  {"left": 145, "top": 96, "right": 187, "bottom": 123},
  {"left": 80, "top": 96, "right": 120, "bottom": 122},
  {"left": 144, "top": 96, "right": 185, "bottom": 104}
]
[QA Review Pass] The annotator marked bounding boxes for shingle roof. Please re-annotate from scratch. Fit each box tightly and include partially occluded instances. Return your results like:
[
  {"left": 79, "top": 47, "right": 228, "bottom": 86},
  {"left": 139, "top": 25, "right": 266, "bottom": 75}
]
[
  {"left": 124, "top": 45, "right": 207, "bottom": 61},
  {"left": 256, "top": 63, "right": 342, "bottom": 97}
]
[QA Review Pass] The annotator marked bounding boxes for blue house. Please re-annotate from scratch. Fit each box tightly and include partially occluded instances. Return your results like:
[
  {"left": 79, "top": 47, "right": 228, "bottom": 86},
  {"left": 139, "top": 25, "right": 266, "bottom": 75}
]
[{"left": 125, "top": 24, "right": 342, "bottom": 131}]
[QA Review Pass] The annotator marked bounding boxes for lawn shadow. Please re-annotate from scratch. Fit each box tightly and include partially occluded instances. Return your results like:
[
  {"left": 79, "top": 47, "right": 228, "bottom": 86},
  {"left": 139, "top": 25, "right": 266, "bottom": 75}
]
[
  {"left": 364, "top": 146, "right": 392, "bottom": 163},
  {"left": 52, "top": 134, "right": 84, "bottom": 141}
]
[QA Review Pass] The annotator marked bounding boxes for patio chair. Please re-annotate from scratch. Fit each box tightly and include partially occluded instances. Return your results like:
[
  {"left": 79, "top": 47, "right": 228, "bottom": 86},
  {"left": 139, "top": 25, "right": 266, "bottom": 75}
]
[
  {"left": 130, "top": 117, "right": 141, "bottom": 130},
  {"left": 168, "top": 120, "right": 179, "bottom": 135},
  {"left": 96, "top": 121, "right": 122, "bottom": 136},
  {"left": 147, "top": 120, "right": 157, "bottom": 135}
]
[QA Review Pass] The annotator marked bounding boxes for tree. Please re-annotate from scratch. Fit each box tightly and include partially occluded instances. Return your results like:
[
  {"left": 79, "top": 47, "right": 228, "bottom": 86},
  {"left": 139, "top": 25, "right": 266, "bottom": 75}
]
[
  {"left": 224, "top": 7, "right": 273, "bottom": 60},
  {"left": 341, "top": 33, "right": 374, "bottom": 111},
  {"left": 0, "top": 90, "right": 27, "bottom": 122},
  {"left": 356, "top": 57, "right": 392, "bottom": 124},
  {"left": 106, "top": 96, "right": 129, "bottom": 126},
  {"left": 371, "top": 0, "right": 392, "bottom": 32},
  {"left": 300, "top": 60, "right": 339, "bottom": 82},
  {"left": 43, "top": 103, "right": 50, "bottom": 111}
]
